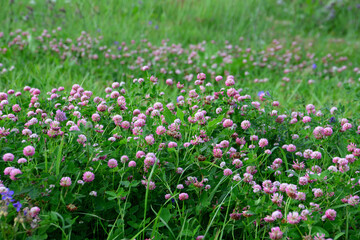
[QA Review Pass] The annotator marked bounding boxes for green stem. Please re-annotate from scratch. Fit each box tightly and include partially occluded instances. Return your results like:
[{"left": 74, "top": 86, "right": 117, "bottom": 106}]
[
  {"left": 56, "top": 136, "right": 65, "bottom": 177},
  {"left": 142, "top": 162, "right": 157, "bottom": 239},
  {"left": 295, "top": 224, "right": 303, "bottom": 238},
  {"left": 346, "top": 206, "right": 349, "bottom": 240}
]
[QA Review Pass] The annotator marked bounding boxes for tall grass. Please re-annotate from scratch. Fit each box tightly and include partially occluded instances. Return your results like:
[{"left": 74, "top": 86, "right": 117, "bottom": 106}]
[{"left": 1, "top": 0, "right": 360, "bottom": 43}]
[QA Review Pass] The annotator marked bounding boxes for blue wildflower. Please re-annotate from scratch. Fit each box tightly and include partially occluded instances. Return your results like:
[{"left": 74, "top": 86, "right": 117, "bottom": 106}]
[
  {"left": 257, "top": 91, "right": 264, "bottom": 96},
  {"left": 148, "top": 21, "right": 152, "bottom": 25},
  {"left": 13, "top": 201, "right": 22, "bottom": 212},
  {"left": 258, "top": 91, "right": 270, "bottom": 97},
  {"left": 329, "top": 117, "right": 336, "bottom": 123},
  {"left": 1, "top": 190, "right": 14, "bottom": 197},
  {"left": 312, "top": 63, "right": 317, "bottom": 69},
  {"left": 1, "top": 190, "right": 14, "bottom": 205}
]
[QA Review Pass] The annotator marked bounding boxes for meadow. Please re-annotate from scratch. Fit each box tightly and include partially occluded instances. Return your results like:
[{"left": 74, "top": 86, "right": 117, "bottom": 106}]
[{"left": 1, "top": 0, "right": 360, "bottom": 239}]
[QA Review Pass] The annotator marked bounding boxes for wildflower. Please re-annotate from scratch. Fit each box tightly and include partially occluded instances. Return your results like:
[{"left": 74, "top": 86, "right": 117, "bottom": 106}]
[
  {"left": 269, "top": 227, "right": 283, "bottom": 240},
  {"left": 214, "top": 75, "right": 223, "bottom": 82},
  {"left": 18, "top": 158, "right": 27, "bottom": 163},
  {"left": 213, "top": 148, "right": 223, "bottom": 158},
  {"left": 286, "top": 144, "right": 296, "bottom": 152},
  {"left": 313, "top": 188, "right": 323, "bottom": 198},
  {"left": 347, "top": 143, "right": 357, "bottom": 152},
  {"left": 55, "top": 110, "right": 67, "bottom": 122},
  {"left": 3, "top": 153, "right": 14, "bottom": 162},
  {"left": 342, "top": 123, "right": 352, "bottom": 131},
  {"left": 120, "top": 155, "right": 129, "bottom": 163},
  {"left": 89, "top": 191, "right": 97, "bottom": 197},
  {"left": 285, "top": 184, "right": 297, "bottom": 199},
  {"left": 348, "top": 195, "right": 360, "bottom": 206},
  {"left": 230, "top": 210, "right": 241, "bottom": 220},
  {"left": 272, "top": 210, "right": 283, "bottom": 219},
  {"left": 60, "top": 177, "right": 72, "bottom": 187},
  {"left": 168, "top": 141, "right": 177, "bottom": 148},
  {"left": 250, "top": 135, "right": 258, "bottom": 141},
  {"left": 223, "top": 168, "right": 233, "bottom": 176},
  {"left": 313, "top": 126, "right": 324, "bottom": 139},
  {"left": 299, "top": 177, "right": 308, "bottom": 186},
  {"left": 302, "top": 116, "right": 311, "bottom": 123},
  {"left": 4, "top": 167, "right": 14, "bottom": 175},
  {"left": 83, "top": 171, "right": 95, "bottom": 182},
  {"left": 259, "top": 138, "right": 268, "bottom": 148},
  {"left": 77, "top": 134, "right": 87, "bottom": 145},
  {"left": 29, "top": 207, "right": 40, "bottom": 217},
  {"left": 324, "top": 209, "right": 336, "bottom": 221},
  {"left": 179, "top": 193, "right": 189, "bottom": 201},
  {"left": 9, "top": 169, "right": 22, "bottom": 180},
  {"left": 311, "top": 151, "right": 322, "bottom": 159},
  {"left": 12, "top": 104, "right": 21, "bottom": 112},
  {"left": 323, "top": 127, "right": 333, "bottom": 136},
  {"left": 232, "top": 159, "right": 243, "bottom": 168},
  {"left": 108, "top": 159, "right": 118, "bottom": 168},
  {"left": 223, "top": 119, "right": 233, "bottom": 128},
  {"left": 66, "top": 204, "right": 77, "bottom": 212},
  {"left": 271, "top": 193, "right": 283, "bottom": 207},
  {"left": 241, "top": 120, "right": 251, "bottom": 130},
  {"left": 92, "top": 113, "right": 101, "bottom": 122},
  {"left": 306, "top": 104, "right": 315, "bottom": 114},
  {"left": 23, "top": 146, "right": 35, "bottom": 156},
  {"left": 233, "top": 174, "right": 242, "bottom": 182},
  {"left": 128, "top": 161, "right": 136, "bottom": 167},
  {"left": 13, "top": 201, "right": 22, "bottom": 212},
  {"left": 156, "top": 126, "right": 166, "bottom": 135},
  {"left": 287, "top": 212, "right": 301, "bottom": 224}
]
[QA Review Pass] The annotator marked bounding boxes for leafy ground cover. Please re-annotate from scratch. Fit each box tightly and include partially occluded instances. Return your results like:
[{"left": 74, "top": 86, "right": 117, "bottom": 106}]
[{"left": 1, "top": 0, "right": 360, "bottom": 239}]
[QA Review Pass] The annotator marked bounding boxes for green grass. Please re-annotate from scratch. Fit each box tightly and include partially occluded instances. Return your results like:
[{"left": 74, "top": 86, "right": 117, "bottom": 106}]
[
  {"left": 1, "top": 2, "right": 360, "bottom": 238},
  {"left": 2, "top": 0, "right": 360, "bottom": 43},
  {"left": 0, "top": 0, "right": 360, "bottom": 112}
]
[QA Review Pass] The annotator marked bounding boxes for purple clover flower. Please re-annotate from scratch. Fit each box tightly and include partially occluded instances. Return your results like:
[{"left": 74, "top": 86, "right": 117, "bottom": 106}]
[{"left": 55, "top": 110, "right": 67, "bottom": 122}]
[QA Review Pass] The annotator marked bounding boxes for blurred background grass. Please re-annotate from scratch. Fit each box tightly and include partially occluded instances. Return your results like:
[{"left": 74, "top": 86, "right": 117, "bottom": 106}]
[
  {"left": 1, "top": 0, "right": 360, "bottom": 116},
  {"left": 1, "top": 0, "right": 360, "bottom": 44}
]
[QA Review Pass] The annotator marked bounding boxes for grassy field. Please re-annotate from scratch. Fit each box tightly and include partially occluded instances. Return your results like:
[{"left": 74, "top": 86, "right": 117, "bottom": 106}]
[
  {"left": 2, "top": 0, "right": 360, "bottom": 42},
  {"left": 1, "top": 0, "right": 360, "bottom": 113},
  {"left": 1, "top": 1, "right": 360, "bottom": 239}
]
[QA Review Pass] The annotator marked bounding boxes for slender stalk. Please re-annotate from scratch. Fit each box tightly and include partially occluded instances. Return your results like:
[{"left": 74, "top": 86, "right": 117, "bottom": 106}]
[
  {"left": 56, "top": 136, "right": 65, "bottom": 177},
  {"left": 346, "top": 206, "right": 349, "bottom": 240},
  {"left": 142, "top": 162, "right": 157, "bottom": 239}
]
